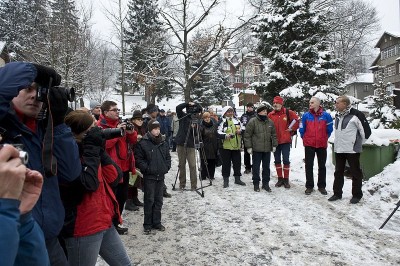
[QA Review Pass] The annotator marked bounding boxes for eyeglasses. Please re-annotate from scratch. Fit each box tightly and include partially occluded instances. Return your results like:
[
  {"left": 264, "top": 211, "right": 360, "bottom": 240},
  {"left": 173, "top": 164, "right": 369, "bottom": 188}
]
[
  {"left": 135, "top": 118, "right": 143, "bottom": 121},
  {"left": 108, "top": 108, "right": 120, "bottom": 112}
]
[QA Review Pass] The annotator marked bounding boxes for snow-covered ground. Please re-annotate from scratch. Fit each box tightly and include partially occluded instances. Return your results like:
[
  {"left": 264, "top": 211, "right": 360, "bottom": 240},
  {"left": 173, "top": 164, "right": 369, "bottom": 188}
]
[{"left": 97, "top": 136, "right": 400, "bottom": 266}]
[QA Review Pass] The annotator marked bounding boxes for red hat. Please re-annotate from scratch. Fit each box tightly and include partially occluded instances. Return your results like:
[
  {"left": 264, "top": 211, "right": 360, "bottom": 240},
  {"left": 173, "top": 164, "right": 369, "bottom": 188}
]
[{"left": 273, "top": 96, "right": 284, "bottom": 105}]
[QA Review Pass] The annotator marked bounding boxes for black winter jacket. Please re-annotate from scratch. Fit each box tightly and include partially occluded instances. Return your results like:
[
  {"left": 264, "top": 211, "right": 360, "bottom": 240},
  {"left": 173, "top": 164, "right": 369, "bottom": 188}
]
[
  {"left": 175, "top": 102, "right": 201, "bottom": 148},
  {"left": 200, "top": 119, "right": 218, "bottom": 159},
  {"left": 134, "top": 133, "right": 171, "bottom": 180}
]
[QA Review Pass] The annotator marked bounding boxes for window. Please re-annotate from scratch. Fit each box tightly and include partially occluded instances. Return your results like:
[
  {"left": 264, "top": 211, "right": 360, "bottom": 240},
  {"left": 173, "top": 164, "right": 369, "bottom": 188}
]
[
  {"left": 385, "top": 65, "right": 396, "bottom": 77},
  {"left": 223, "top": 63, "right": 230, "bottom": 71},
  {"left": 364, "top": 85, "right": 369, "bottom": 92}
]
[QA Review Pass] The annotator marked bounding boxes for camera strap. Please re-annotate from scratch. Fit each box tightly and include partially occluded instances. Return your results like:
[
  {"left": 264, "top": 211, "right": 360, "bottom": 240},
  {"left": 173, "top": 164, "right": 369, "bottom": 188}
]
[{"left": 42, "top": 97, "right": 58, "bottom": 177}]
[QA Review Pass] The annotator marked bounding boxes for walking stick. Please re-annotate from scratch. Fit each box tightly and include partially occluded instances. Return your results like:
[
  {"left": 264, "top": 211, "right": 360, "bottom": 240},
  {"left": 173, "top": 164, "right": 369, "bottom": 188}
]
[{"left": 379, "top": 200, "right": 400, "bottom": 229}]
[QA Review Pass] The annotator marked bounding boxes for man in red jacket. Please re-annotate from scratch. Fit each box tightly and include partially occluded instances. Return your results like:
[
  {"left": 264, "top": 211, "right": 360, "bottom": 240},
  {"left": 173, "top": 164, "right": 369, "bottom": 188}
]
[
  {"left": 268, "top": 96, "right": 299, "bottom": 188},
  {"left": 97, "top": 101, "right": 137, "bottom": 235}
]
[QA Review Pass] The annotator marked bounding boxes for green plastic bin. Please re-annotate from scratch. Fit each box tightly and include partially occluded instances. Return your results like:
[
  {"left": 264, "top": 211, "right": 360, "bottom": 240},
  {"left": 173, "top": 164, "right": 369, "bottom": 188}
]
[{"left": 331, "top": 143, "right": 399, "bottom": 180}]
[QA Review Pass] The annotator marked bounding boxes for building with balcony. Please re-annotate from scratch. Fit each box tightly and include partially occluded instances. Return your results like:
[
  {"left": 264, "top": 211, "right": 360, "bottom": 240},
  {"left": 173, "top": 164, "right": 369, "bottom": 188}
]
[{"left": 369, "top": 31, "right": 400, "bottom": 109}]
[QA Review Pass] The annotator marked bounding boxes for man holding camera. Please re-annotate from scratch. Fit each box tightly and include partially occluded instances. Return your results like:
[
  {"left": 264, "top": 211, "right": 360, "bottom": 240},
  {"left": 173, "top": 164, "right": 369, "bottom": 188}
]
[
  {"left": 97, "top": 100, "right": 138, "bottom": 235},
  {"left": 0, "top": 62, "right": 82, "bottom": 265},
  {"left": 175, "top": 102, "right": 202, "bottom": 191}
]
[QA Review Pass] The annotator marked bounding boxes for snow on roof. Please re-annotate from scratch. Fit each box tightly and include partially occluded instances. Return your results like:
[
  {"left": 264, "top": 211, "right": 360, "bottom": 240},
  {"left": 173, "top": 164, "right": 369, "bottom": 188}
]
[
  {"left": 345, "top": 73, "right": 374, "bottom": 85},
  {"left": 375, "top": 31, "right": 400, "bottom": 48},
  {"left": 0, "top": 41, "right": 5, "bottom": 53}
]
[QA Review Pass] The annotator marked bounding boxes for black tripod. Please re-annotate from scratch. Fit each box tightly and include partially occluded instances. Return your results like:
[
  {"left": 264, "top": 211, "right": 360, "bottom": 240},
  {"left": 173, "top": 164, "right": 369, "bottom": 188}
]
[
  {"left": 379, "top": 200, "right": 400, "bottom": 229},
  {"left": 172, "top": 114, "right": 212, "bottom": 197}
]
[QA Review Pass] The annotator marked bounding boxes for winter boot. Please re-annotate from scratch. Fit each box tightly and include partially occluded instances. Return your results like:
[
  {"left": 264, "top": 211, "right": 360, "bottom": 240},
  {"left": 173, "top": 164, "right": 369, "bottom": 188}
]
[
  {"left": 283, "top": 164, "right": 291, "bottom": 189},
  {"left": 234, "top": 176, "right": 246, "bottom": 186},
  {"left": 125, "top": 199, "right": 139, "bottom": 211},
  {"left": 262, "top": 183, "right": 272, "bottom": 192},
  {"left": 132, "top": 197, "right": 144, "bottom": 207},
  {"left": 223, "top": 177, "right": 229, "bottom": 188},
  {"left": 254, "top": 183, "right": 260, "bottom": 192},
  {"left": 283, "top": 178, "right": 290, "bottom": 189},
  {"left": 275, "top": 178, "right": 284, "bottom": 187}
]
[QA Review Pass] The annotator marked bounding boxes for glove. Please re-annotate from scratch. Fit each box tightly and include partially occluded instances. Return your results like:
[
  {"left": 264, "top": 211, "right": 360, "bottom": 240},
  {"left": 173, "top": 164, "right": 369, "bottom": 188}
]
[
  {"left": 48, "top": 87, "right": 68, "bottom": 126},
  {"left": 247, "top": 148, "right": 252, "bottom": 155},
  {"left": 272, "top": 147, "right": 276, "bottom": 153},
  {"left": 33, "top": 63, "right": 61, "bottom": 88},
  {"left": 83, "top": 127, "right": 105, "bottom": 148}
]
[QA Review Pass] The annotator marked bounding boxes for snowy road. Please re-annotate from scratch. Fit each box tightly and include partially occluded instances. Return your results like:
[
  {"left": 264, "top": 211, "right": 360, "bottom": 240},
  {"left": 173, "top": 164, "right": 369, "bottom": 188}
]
[{"left": 100, "top": 140, "right": 400, "bottom": 265}]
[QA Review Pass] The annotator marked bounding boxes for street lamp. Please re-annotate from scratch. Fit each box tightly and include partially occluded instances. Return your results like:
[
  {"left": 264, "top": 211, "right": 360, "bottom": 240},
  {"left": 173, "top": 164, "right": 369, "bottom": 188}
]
[{"left": 241, "top": 47, "right": 248, "bottom": 112}]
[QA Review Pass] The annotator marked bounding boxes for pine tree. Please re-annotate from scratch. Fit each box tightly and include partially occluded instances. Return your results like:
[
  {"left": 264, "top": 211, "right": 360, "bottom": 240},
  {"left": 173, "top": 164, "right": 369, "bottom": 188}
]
[
  {"left": 123, "top": 0, "right": 172, "bottom": 103},
  {"left": 0, "top": 0, "right": 49, "bottom": 61},
  {"left": 253, "top": 0, "right": 343, "bottom": 111},
  {"left": 366, "top": 71, "right": 398, "bottom": 129},
  {"left": 204, "top": 55, "right": 232, "bottom": 106}
]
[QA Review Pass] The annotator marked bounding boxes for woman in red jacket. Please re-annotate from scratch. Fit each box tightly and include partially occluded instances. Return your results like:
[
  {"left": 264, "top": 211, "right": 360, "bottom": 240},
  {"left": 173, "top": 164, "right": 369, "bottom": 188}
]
[{"left": 62, "top": 110, "right": 131, "bottom": 266}]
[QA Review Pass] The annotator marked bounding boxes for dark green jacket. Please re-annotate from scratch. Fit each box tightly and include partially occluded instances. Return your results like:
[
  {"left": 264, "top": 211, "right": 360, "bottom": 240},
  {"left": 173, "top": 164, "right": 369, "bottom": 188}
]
[{"left": 244, "top": 115, "right": 278, "bottom": 152}]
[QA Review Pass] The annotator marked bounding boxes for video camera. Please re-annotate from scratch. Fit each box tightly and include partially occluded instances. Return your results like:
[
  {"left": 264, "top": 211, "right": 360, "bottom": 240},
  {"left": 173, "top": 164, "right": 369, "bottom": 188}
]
[
  {"left": 101, "top": 128, "right": 125, "bottom": 140},
  {"left": 186, "top": 103, "right": 202, "bottom": 114},
  {"left": 36, "top": 86, "right": 75, "bottom": 103}
]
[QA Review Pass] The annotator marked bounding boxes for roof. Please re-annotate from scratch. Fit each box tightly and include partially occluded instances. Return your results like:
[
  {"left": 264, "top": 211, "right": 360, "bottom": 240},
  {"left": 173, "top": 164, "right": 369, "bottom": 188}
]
[
  {"left": 345, "top": 73, "right": 374, "bottom": 85},
  {"left": 374, "top": 31, "right": 400, "bottom": 48}
]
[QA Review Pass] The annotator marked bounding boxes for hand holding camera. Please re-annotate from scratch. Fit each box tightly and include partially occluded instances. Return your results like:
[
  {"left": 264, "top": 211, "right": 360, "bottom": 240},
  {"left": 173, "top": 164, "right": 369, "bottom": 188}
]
[{"left": 83, "top": 127, "right": 105, "bottom": 148}]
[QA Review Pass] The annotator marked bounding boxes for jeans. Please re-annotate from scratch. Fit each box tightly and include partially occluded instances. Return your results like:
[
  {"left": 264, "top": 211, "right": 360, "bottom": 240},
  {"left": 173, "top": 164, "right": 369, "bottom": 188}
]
[
  {"left": 65, "top": 226, "right": 131, "bottom": 266},
  {"left": 304, "top": 146, "right": 327, "bottom": 189},
  {"left": 333, "top": 153, "right": 363, "bottom": 199},
  {"left": 143, "top": 178, "right": 164, "bottom": 230},
  {"left": 273, "top": 143, "right": 291, "bottom": 165},
  {"left": 252, "top": 151, "right": 271, "bottom": 185},
  {"left": 45, "top": 237, "right": 68, "bottom": 266}
]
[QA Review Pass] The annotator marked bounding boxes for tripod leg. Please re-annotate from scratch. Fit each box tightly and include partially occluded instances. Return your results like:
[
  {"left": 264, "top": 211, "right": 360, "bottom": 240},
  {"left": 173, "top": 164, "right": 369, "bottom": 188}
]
[
  {"left": 379, "top": 201, "right": 400, "bottom": 229},
  {"left": 172, "top": 168, "right": 180, "bottom": 190}
]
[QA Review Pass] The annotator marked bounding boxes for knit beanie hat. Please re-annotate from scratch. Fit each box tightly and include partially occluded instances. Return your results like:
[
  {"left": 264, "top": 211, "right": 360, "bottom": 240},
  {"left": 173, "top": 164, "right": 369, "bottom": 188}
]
[
  {"left": 273, "top": 96, "right": 284, "bottom": 105},
  {"left": 246, "top": 102, "right": 254, "bottom": 107},
  {"left": 90, "top": 100, "right": 101, "bottom": 110},
  {"left": 256, "top": 105, "right": 268, "bottom": 113},
  {"left": 148, "top": 119, "right": 161, "bottom": 132}
]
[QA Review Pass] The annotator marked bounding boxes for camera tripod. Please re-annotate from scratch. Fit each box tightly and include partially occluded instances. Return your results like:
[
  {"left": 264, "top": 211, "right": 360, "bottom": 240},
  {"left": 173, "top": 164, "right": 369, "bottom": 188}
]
[{"left": 172, "top": 114, "right": 212, "bottom": 197}]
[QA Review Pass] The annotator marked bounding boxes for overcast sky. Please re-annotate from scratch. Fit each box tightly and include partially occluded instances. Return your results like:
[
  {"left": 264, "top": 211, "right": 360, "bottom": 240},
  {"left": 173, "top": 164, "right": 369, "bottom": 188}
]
[{"left": 80, "top": 0, "right": 399, "bottom": 44}]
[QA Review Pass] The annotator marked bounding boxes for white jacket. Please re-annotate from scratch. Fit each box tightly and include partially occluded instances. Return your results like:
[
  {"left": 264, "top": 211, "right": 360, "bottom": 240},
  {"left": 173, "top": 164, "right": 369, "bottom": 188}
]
[{"left": 334, "top": 109, "right": 366, "bottom": 153}]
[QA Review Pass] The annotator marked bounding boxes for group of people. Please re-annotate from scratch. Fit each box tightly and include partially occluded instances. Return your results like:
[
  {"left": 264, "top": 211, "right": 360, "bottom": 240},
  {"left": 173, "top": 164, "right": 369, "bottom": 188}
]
[
  {"left": 175, "top": 95, "right": 368, "bottom": 207},
  {"left": 0, "top": 61, "right": 369, "bottom": 265},
  {"left": 0, "top": 62, "right": 172, "bottom": 265}
]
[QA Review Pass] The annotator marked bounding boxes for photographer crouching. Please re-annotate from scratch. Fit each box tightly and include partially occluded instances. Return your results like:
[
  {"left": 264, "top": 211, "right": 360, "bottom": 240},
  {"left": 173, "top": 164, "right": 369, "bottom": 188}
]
[
  {"left": 97, "top": 101, "right": 137, "bottom": 235},
  {"left": 0, "top": 62, "right": 81, "bottom": 265}
]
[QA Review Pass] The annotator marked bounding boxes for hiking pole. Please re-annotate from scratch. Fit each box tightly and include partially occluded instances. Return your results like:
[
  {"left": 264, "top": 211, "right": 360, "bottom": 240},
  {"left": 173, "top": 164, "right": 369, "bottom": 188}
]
[{"left": 379, "top": 200, "right": 400, "bottom": 229}]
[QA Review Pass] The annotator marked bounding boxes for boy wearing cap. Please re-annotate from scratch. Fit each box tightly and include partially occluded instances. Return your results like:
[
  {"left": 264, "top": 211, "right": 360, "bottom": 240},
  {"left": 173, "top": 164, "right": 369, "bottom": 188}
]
[
  {"left": 134, "top": 120, "right": 171, "bottom": 234},
  {"left": 268, "top": 96, "right": 299, "bottom": 189},
  {"left": 89, "top": 100, "right": 101, "bottom": 121},
  {"left": 244, "top": 105, "right": 278, "bottom": 192},
  {"left": 240, "top": 102, "right": 257, "bottom": 174}
]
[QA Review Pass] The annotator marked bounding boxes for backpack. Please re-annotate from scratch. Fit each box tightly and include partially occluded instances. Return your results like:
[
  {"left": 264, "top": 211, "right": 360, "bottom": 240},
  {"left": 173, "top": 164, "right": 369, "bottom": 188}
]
[{"left": 349, "top": 108, "right": 371, "bottom": 140}]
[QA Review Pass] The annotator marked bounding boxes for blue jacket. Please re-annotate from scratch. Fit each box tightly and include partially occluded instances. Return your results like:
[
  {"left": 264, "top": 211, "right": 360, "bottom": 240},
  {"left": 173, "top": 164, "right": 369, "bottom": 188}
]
[
  {"left": 299, "top": 107, "right": 333, "bottom": 149},
  {"left": 0, "top": 62, "right": 82, "bottom": 239},
  {"left": 0, "top": 199, "right": 49, "bottom": 266},
  {"left": 157, "top": 115, "right": 172, "bottom": 136}
]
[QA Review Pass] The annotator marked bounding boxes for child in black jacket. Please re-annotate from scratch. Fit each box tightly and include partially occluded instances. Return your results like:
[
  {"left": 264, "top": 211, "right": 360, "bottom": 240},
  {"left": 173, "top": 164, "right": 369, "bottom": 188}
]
[{"left": 134, "top": 120, "right": 171, "bottom": 234}]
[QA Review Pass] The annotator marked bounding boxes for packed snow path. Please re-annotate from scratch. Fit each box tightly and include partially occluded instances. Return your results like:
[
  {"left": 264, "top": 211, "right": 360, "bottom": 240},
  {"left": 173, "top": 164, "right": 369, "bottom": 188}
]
[{"left": 100, "top": 143, "right": 400, "bottom": 265}]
